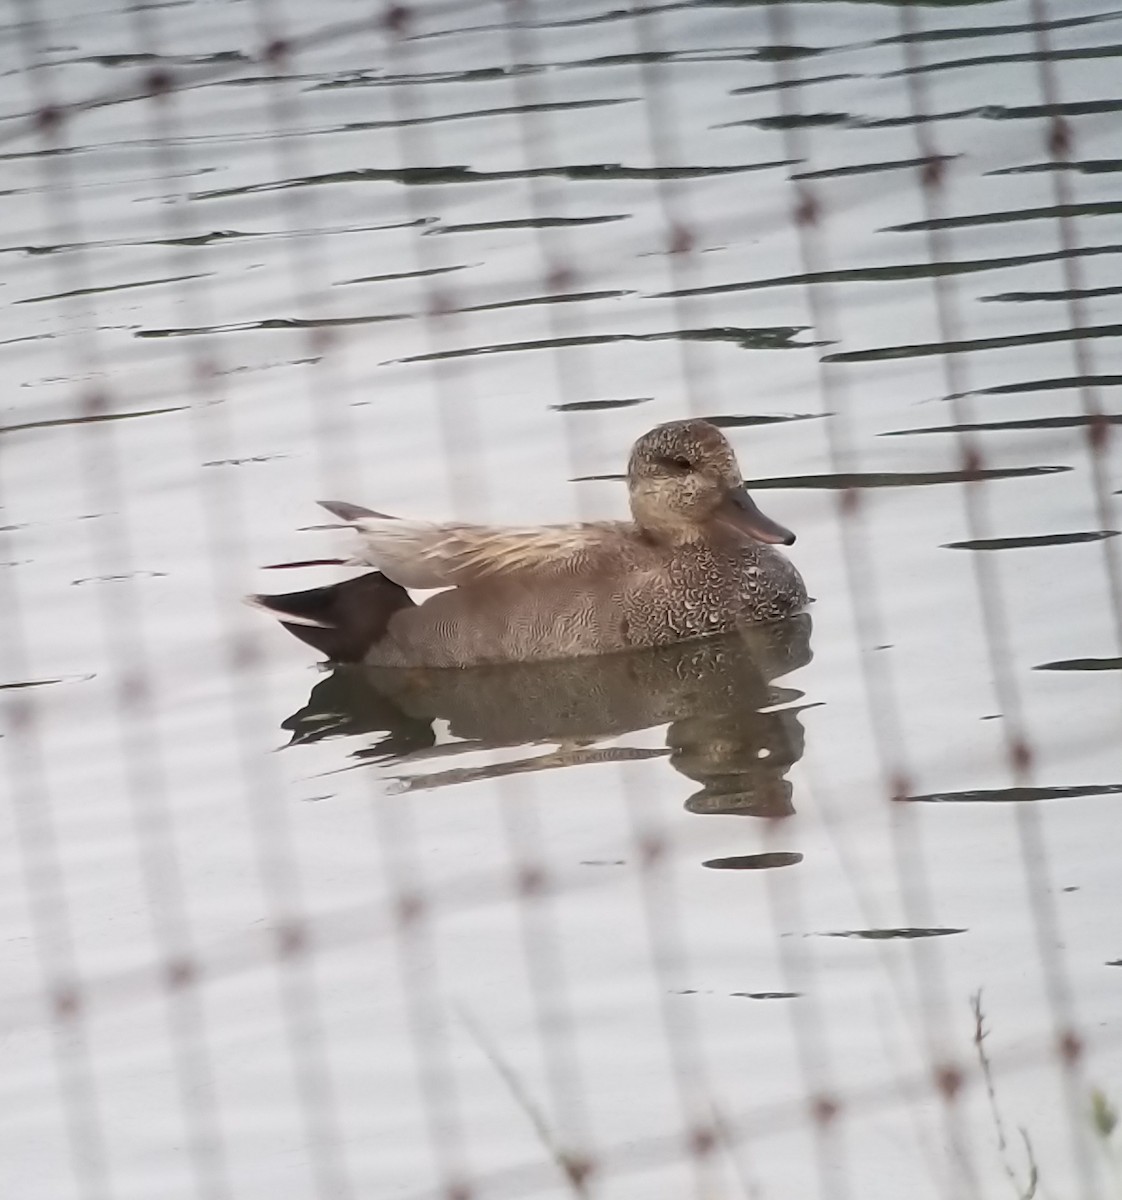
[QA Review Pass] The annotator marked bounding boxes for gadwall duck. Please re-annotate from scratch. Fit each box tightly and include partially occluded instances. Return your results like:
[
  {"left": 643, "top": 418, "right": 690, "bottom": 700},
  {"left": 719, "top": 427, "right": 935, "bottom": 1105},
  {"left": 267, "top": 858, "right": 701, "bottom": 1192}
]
[{"left": 251, "top": 419, "right": 807, "bottom": 667}]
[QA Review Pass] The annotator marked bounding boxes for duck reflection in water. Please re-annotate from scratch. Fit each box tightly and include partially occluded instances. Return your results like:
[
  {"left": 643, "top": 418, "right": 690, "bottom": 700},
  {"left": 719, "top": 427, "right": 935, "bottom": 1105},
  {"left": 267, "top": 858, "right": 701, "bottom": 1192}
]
[{"left": 284, "top": 610, "right": 813, "bottom": 818}]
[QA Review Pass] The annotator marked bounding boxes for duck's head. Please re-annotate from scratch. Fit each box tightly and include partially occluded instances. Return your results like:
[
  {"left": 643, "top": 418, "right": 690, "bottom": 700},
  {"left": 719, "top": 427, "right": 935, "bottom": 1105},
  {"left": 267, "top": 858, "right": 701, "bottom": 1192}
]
[{"left": 627, "top": 419, "right": 796, "bottom": 547}]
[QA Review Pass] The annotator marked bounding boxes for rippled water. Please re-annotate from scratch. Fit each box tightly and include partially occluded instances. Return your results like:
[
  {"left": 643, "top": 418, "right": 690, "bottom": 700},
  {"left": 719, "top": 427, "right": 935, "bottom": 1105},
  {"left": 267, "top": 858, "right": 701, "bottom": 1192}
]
[{"left": 2, "top": 1, "right": 1122, "bottom": 1198}]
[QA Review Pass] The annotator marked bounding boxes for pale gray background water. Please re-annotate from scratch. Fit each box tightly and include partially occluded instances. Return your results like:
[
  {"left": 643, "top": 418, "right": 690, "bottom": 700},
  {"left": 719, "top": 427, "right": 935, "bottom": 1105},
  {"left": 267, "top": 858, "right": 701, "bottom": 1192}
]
[{"left": 2, "top": 1, "right": 1121, "bottom": 1198}]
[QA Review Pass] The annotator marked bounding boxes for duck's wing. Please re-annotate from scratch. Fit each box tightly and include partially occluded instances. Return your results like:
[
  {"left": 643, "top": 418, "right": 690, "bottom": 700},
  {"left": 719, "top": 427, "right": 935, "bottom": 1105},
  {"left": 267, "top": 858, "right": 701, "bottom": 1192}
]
[{"left": 319, "top": 501, "right": 624, "bottom": 589}]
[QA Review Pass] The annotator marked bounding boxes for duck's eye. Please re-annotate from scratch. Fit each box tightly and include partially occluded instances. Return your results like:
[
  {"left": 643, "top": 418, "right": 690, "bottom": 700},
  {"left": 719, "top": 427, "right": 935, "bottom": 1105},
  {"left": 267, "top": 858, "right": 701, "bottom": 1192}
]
[{"left": 668, "top": 455, "right": 693, "bottom": 471}]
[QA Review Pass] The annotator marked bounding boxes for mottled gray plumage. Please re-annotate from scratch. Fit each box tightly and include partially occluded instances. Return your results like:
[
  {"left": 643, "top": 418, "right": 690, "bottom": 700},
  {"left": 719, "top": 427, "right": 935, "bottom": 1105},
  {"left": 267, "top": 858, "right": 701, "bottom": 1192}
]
[{"left": 250, "top": 419, "right": 807, "bottom": 667}]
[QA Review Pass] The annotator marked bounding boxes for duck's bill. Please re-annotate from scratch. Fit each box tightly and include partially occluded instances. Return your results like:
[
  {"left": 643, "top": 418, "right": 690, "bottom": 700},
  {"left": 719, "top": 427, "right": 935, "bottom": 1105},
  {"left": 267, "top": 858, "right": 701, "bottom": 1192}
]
[{"left": 717, "top": 486, "right": 796, "bottom": 546}]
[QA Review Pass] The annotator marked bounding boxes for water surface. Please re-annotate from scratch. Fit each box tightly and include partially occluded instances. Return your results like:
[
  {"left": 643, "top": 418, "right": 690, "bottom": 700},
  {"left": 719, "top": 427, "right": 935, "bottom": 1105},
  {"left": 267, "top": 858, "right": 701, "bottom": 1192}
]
[{"left": 2, "top": 2, "right": 1121, "bottom": 1198}]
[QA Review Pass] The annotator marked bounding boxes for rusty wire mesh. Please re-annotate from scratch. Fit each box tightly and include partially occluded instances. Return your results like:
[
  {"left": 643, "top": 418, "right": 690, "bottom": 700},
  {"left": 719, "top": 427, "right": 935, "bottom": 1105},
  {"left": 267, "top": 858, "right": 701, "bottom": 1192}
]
[{"left": 2, "top": 2, "right": 1121, "bottom": 1199}]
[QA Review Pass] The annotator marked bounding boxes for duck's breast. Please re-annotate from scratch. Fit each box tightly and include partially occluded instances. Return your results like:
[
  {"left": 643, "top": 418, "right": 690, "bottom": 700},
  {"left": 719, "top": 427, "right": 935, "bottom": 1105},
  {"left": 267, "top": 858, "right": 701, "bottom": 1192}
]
[{"left": 621, "top": 543, "right": 807, "bottom": 646}]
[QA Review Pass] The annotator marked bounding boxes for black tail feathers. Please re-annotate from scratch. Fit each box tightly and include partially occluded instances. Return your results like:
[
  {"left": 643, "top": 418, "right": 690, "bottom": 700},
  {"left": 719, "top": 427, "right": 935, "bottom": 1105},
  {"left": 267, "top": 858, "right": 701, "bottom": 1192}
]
[{"left": 249, "top": 571, "right": 413, "bottom": 663}]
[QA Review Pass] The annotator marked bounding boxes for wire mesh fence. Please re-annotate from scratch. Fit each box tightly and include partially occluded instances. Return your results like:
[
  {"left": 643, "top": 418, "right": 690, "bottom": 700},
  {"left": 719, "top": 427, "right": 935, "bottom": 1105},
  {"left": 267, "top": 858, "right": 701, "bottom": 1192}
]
[{"left": 2, "top": 1, "right": 1121, "bottom": 1199}]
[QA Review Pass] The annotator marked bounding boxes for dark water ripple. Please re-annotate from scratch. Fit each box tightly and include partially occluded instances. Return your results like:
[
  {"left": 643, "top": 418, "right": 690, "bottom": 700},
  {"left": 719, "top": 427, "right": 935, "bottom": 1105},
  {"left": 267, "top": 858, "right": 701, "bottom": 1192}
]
[
  {"left": 136, "top": 314, "right": 409, "bottom": 339},
  {"left": 882, "top": 415, "right": 1122, "bottom": 436},
  {"left": 991, "top": 159, "right": 1122, "bottom": 179},
  {"left": 549, "top": 397, "right": 652, "bottom": 413},
  {"left": 702, "top": 852, "right": 803, "bottom": 870},
  {"left": 982, "top": 285, "right": 1122, "bottom": 303},
  {"left": 817, "top": 928, "right": 966, "bottom": 940},
  {"left": 908, "top": 784, "right": 1122, "bottom": 803},
  {"left": 886, "top": 201, "right": 1122, "bottom": 233},
  {"left": 823, "top": 323, "right": 1122, "bottom": 364},
  {"left": 655, "top": 244, "right": 1122, "bottom": 299},
  {"left": 392, "top": 325, "right": 815, "bottom": 364},
  {"left": 860, "top": 98, "right": 1122, "bottom": 129},
  {"left": 190, "top": 160, "right": 796, "bottom": 201},
  {"left": 885, "top": 42, "right": 1122, "bottom": 77},
  {"left": 1, "top": 406, "right": 186, "bottom": 436},
  {"left": 1035, "top": 658, "right": 1122, "bottom": 672},
  {"left": 965, "top": 374, "right": 1122, "bottom": 397},
  {"left": 578, "top": 466, "right": 1072, "bottom": 489},
  {"left": 943, "top": 531, "right": 1119, "bottom": 551},
  {"left": 791, "top": 153, "right": 952, "bottom": 180}
]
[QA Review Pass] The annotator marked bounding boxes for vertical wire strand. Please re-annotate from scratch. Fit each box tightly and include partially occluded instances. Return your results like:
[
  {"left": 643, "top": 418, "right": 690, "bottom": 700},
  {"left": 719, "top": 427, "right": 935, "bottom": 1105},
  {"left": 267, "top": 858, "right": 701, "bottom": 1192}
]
[
  {"left": 0, "top": 495, "right": 112, "bottom": 1200},
  {"left": 586, "top": 7, "right": 736, "bottom": 1194},
  {"left": 896, "top": 4, "right": 1096, "bottom": 1196},
  {"left": 345, "top": 10, "right": 509, "bottom": 1196},
  {"left": 498, "top": 0, "right": 610, "bottom": 509},
  {"left": 11, "top": 6, "right": 230, "bottom": 1198},
  {"left": 379, "top": 7, "right": 489, "bottom": 519},
  {"left": 1025, "top": 0, "right": 1122, "bottom": 656},
  {"left": 494, "top": 783, "right": 595, "bottom": 1196},
  {"left": 762, "top": 4, "right": 980, "bottom": 1197},
  {"left": 371, "top": 792, "right": 473, "bottom": 1199},
  {"left": 243, "top": 0, "right": 363, "bottom": 502},
  {"left": 3, "top": 3, "right": 1117, "bottom": 1198},
  {"left": 492, "top": 3, "right": 731, "bottom": 1191},
  {"left": 629, "top": 0, "right": 718, "bottom": 416},
  {"left": 42, "top": 4, "right": 364, "bottom": 1194}
]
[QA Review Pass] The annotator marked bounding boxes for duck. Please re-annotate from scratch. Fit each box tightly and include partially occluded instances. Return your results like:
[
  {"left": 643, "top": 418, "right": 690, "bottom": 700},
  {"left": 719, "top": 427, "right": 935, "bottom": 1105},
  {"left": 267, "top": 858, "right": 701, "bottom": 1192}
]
[{"left": 250, "top": 418, "right": 807, "bottom": 667}]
